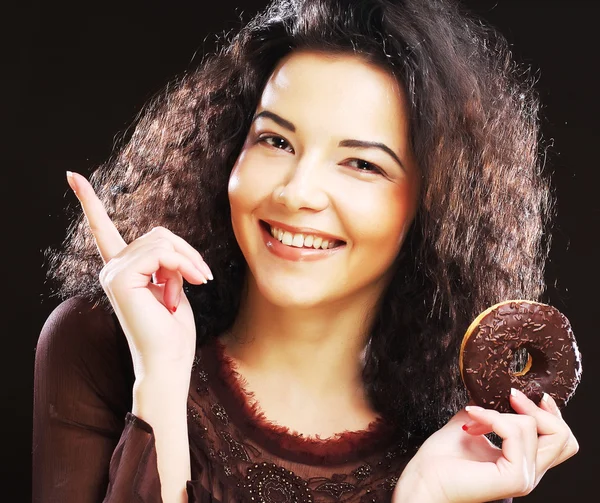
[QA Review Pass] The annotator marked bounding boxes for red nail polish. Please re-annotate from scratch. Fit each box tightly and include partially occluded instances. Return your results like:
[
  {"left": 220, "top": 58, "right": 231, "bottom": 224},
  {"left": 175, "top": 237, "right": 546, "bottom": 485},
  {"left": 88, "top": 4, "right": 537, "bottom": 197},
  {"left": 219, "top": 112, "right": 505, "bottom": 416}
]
[
  {"left": 171, "top": 306, "right": 177, "bottom": 313},
  {"left": 462, "top": 424, "right": 469, "bottom": 431}
]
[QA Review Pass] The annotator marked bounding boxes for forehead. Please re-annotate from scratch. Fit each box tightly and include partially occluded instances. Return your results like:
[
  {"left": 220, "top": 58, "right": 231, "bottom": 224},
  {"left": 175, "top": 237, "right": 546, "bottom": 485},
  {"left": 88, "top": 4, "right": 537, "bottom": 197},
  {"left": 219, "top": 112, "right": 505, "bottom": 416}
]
[{"left": 257, "top": 51, "right": 410, "bottom": 140}]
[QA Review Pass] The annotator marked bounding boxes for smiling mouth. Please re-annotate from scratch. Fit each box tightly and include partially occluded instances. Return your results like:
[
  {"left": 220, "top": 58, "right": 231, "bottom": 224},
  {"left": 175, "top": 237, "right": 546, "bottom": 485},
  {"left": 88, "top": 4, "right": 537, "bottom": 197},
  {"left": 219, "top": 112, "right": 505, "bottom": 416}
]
[{"left": 260, "top": 221, "right": 346, "bottom": 250}]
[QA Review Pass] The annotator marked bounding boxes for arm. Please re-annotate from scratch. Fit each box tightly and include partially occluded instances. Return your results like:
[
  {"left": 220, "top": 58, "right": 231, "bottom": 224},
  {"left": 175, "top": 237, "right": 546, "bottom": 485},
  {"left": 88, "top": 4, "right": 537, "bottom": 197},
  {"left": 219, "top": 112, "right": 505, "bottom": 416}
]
[
  {"left": 33, "top": 296, "right": 198, "bottom": 503},
  {"left": 61, "top": 171, "right": 212, "bottom": 502},
  {"left": 131, "top": 367, "right": 192, "bottom": 501},
  {"left": 32, "top": 296, "right": 138, "bottom": 502}
]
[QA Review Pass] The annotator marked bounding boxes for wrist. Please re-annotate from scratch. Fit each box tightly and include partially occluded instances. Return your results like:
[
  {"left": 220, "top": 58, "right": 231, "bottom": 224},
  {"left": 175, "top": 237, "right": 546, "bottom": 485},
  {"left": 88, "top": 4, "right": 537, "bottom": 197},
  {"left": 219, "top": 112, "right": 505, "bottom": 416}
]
[
  {"left": 126, "top": 337, "right": 196, "bottom": 383},
  {"left": 393, "top": 462, "right": 448, "bottom": 503},
  {"left": 132, "top": 372, "right": 191, "bottom": 419},
  {"left": 132, "top": 372, "right": 191, "bottom": 503},
  {"left": 132, "top": 355, "right": 193, "bottom": 386}
]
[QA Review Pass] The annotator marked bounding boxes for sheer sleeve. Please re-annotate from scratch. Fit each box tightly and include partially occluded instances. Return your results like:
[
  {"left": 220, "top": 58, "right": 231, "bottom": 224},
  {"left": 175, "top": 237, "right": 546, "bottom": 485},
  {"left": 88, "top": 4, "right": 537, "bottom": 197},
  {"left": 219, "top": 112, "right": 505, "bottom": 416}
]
[
  {"left": 32, "top": 296, "right": 513, "bottom": 503},
  {"left": 32, "top": 296, "right": 162, "bottom": 502}
]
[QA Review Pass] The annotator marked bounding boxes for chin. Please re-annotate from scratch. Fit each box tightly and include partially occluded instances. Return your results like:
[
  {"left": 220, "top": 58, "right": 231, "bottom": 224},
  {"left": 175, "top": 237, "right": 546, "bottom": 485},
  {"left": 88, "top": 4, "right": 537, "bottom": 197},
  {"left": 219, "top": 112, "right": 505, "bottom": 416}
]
[{"left": 258, "top": 281, "right": 333, "bottom": 309}]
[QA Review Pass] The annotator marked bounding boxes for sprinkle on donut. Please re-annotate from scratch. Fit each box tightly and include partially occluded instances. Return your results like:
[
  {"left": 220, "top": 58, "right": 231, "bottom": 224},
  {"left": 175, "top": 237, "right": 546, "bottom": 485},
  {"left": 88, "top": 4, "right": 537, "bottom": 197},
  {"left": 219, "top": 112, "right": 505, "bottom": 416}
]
[{"left": 459, "top": 300, "right": 582, "bottom": 412}]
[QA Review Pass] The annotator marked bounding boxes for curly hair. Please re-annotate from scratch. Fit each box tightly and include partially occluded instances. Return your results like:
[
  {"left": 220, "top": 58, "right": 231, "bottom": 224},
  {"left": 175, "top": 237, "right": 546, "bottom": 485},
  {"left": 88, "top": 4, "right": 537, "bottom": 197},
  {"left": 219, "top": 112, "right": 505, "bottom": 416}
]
[{"left": 45, "top": 0, "right": 553, "bottom": 437}]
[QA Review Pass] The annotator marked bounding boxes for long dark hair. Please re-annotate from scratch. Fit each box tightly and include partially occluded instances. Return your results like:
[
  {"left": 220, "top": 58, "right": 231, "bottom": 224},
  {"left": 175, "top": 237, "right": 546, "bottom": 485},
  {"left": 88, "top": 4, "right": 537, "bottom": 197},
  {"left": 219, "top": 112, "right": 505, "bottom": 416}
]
[{"left": 45, "top": 0, "right": 552, "bottom": 437}]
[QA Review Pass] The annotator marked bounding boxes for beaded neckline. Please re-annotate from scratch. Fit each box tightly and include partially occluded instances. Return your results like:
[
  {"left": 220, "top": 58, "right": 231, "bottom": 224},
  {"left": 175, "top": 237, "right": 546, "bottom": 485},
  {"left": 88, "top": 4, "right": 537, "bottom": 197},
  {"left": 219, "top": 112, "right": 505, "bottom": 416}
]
[{"left": 200, "top": 336, "right": 397, "bottom": 465}]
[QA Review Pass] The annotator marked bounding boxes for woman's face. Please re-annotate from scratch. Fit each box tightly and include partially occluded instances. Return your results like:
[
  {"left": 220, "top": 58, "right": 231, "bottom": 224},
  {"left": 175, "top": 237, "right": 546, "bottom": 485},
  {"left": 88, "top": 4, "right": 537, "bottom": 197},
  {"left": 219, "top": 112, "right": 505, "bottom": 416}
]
[{"left": 228, "top": 50, "right": 420, "bottom": 309}]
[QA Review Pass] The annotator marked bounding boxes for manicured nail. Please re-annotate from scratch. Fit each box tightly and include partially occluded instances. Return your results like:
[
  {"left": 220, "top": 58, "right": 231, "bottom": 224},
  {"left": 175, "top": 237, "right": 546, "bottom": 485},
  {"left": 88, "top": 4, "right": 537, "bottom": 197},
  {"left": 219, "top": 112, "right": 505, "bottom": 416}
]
[
  {"left": 462, "top": 424, "right": 469, "bottom": 431},
  {"left": 510, "top": 388, "right": 525, "bottom": 399},
  {"left": 465, "top": 405, "right": 484, "bottom": 412},
  {"left": 540, "top": 392, "right": 560, "bottom": 414},
  {"left": 197, "top": 261, "right": 213, "bottom": 281},
  {"left": 66, "top": 171, "right": 77, "bottom": 193},
  {"left": 171, "top": 305, "right": 177, "bottom": 313}
]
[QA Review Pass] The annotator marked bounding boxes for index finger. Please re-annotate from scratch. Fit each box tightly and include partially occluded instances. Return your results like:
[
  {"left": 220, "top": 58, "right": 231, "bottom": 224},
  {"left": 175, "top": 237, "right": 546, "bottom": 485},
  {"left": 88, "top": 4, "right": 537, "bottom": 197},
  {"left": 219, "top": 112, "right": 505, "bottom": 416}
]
[{"left": 66, "top": 171, "right": 127, "bottom": 263}]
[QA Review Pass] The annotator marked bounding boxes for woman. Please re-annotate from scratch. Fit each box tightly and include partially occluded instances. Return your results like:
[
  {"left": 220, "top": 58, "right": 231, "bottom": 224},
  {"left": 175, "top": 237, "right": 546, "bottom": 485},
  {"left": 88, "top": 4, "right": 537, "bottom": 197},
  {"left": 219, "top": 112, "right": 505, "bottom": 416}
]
[{"left": 33, "top": 0, "right": 578, "bottom": 502}]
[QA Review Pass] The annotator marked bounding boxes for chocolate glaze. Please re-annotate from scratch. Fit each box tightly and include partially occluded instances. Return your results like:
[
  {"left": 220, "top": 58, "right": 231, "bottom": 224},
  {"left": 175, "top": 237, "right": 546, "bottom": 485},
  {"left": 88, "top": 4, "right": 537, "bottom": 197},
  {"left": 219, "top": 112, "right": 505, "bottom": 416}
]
[{"left": 461, "top": 301, "right": 582, "bottom": 412}]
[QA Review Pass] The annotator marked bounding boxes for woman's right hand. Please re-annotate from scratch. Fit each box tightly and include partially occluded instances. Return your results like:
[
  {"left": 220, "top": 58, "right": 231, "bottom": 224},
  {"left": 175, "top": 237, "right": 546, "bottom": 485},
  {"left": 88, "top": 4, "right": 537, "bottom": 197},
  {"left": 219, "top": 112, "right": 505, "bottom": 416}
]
[
  {"left": 66, "top": 170, "right": 210, "bottom": 502},
  {"left": 66, "top": 171, "right": 212, "bottom": 380}
]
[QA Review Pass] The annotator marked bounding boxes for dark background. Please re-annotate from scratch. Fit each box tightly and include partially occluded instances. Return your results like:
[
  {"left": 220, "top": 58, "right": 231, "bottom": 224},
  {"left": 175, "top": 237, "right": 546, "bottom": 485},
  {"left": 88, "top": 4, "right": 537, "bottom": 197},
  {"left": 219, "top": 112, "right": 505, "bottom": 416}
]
[{"left": 13, "top": 0, "right": 598, "bottom": 500}]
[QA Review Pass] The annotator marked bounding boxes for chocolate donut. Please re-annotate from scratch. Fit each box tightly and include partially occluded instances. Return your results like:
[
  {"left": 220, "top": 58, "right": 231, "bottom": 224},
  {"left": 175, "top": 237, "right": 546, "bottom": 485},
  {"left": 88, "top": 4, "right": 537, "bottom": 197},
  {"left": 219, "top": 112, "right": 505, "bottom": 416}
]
[{"left": 459, "top": 300, "right": 582, "bottom": 412}]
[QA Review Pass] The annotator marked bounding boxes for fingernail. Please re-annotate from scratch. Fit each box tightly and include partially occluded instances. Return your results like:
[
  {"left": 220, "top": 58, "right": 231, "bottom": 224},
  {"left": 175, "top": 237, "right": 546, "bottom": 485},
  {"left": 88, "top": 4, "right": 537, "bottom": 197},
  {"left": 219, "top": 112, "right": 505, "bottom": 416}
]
[
  {"left": 171, "top": 305, "right": 177, "bottom": 313},
  {"left": 541, "top": 392, "right": 559, "bottom": 413},
  {"left": 465, "top": 405, "right": 484, "bottom": 412},
  {"left": 202, "top": 263, "right": 213, "bottom": 281},
  {"left": 66, "top": 171, "right": 77, "bottom": 193},
  {"left": 462, "top": 424, "right": 469, "bottom": 431},
  {"left": 510, "top": 388, "right": 524, "bottom": 399}
]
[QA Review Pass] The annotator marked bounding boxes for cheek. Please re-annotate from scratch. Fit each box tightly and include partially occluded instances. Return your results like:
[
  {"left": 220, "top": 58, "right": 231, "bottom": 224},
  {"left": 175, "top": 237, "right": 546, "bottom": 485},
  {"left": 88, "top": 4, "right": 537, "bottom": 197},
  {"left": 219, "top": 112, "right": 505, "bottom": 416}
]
[
  {"left": 227, "top": 165, "right": 244, "bottom": 227},
  {"left": 228, "top": 163, "right": 258, "bottom": 258},
  {"left": 227, "top": 159, "right": 255, "bottom": 246},
  {"left": 343, "top": 182, "right": 416, "bottom": 253},
  {"left": 228, "top": 150, "right": 282, "bottom": 211},
  {"left": 229, "top": 155, "right": 266, "bottom": 216}
]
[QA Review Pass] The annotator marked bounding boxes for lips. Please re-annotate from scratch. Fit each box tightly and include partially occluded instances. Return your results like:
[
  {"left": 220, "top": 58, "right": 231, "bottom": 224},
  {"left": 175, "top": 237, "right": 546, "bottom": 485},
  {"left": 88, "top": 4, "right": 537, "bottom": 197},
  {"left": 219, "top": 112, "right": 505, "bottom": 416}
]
[
  {"left": 260, "top": 220, "right": 346, "bottom": 247},
  {"left": 258, "top": 220, "right": 346, "bottom": 262}
]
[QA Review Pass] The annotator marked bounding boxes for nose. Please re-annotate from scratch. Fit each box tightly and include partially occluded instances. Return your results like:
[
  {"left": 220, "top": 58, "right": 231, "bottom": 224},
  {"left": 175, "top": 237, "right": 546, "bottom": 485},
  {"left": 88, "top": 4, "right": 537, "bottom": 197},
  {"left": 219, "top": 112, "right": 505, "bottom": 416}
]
[{"left": 272, "top": 157, "right": 329, "bottom": 212}]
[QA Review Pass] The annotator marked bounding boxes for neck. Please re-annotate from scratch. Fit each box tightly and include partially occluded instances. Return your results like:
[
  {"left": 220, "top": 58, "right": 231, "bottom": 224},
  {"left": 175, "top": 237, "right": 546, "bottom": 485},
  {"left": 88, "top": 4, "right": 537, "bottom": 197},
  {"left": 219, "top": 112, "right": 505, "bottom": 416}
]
[{"left": 221, "top": 274, "right": 384, "bottom": 398}]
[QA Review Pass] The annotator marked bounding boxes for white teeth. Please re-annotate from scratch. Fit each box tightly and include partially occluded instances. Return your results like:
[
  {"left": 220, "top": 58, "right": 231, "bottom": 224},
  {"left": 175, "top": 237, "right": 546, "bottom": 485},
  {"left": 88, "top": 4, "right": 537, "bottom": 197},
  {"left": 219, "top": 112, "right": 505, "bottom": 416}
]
[
  {"left": 291, "top": 234, "right": 304, "bottom": 248},
  {"left": 267, "top": 224, "right": 342, "bottom": 249},
  {"left": 282, "top": 231, "right": 293, "bottom": 246}
]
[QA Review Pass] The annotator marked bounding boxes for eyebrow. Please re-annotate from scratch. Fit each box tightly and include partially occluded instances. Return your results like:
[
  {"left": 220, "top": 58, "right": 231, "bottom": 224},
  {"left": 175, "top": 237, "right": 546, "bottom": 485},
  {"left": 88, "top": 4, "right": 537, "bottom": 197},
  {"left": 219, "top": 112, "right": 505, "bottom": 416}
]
[
  {"left": 253, "top": 110, "right": 296, "bottom": 132},
  {"left": 338, "top": 139, "right": 405, "bottom": 171},
  {"left": 252, "top": 110, "right": 406, "bottom": 171}
]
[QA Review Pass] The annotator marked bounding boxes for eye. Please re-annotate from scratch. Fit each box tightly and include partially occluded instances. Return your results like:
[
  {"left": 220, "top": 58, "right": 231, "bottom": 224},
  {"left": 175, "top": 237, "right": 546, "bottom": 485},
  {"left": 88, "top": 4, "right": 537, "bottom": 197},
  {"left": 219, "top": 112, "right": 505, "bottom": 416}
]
[
  {"left": 259, "top": 134, "right": 294, "bottom": 153},
  {"left": 345, "top": 158, "right": 383, "bottom": 175}
]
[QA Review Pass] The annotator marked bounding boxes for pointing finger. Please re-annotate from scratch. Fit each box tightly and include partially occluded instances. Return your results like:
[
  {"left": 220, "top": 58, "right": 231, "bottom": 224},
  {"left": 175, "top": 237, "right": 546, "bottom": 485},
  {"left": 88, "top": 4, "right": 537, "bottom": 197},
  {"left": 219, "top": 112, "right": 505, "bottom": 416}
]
[{"left": 66, "top": 171, "right": 127, "bottom": 263}]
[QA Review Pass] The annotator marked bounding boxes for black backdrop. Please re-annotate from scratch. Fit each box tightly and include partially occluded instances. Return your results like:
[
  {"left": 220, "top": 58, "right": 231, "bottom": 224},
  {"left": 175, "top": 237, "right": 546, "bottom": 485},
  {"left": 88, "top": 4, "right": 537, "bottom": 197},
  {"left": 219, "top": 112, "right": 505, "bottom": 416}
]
[{"left": 13, "top": 0, "right": 598, "bottom": 500}]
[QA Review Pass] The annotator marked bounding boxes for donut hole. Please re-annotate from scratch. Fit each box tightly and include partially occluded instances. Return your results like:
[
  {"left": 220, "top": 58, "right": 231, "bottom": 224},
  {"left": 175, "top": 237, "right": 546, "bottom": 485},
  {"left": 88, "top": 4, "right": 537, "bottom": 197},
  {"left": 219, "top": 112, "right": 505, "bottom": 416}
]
[{"left": 509, "top": 347, "right": 532, "bottom": 376}]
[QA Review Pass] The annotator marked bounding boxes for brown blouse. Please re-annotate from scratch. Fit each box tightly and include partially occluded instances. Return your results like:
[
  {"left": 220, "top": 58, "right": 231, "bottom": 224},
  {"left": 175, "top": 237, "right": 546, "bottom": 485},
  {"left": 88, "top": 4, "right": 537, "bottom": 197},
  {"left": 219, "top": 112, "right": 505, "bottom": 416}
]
[{"left": 33, "top": 296, "right": 510, "bottom": 503}]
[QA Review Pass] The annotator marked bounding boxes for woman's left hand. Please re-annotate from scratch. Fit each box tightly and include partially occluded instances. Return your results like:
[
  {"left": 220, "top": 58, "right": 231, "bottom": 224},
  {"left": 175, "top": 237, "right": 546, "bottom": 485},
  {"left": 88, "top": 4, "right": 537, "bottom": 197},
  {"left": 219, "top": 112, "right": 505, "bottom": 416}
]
[{"left": 392, "top": 388, "right": 579, "bottom": 503}]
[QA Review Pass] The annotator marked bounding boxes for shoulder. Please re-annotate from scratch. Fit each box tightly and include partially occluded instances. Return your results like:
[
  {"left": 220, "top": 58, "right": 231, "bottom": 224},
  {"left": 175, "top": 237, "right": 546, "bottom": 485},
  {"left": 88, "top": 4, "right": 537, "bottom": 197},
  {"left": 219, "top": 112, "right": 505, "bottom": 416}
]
[
  {"left": 37, "top": 296, "right": 121, "bottom": 358},
  {"left": 35, "top": 296, "right": 134, "bottom": 414}
]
